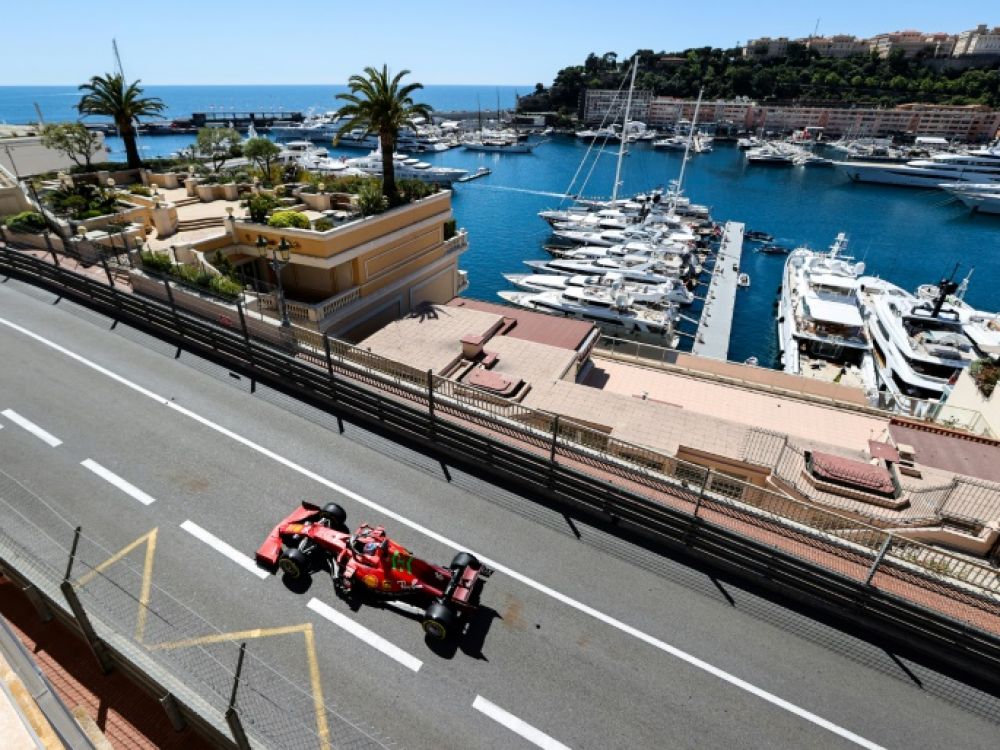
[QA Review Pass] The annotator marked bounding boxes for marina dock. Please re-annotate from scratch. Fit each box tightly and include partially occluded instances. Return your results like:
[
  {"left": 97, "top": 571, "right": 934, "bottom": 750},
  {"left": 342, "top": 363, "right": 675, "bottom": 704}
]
[{"left": 692, "top": 221, "right": 744, "bottom": 360}]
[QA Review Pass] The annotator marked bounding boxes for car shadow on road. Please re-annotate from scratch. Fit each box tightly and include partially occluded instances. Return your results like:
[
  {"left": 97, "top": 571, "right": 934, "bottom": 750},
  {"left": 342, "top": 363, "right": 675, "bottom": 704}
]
[{"left": 424, "top": 606, "right": 501, "bottom": 661}]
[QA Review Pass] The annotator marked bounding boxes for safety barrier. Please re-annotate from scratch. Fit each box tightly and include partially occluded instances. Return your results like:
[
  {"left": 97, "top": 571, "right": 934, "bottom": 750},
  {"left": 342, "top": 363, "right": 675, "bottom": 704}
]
[{"left": 2, "top": 245, "right": 1000, "bottom": 696}]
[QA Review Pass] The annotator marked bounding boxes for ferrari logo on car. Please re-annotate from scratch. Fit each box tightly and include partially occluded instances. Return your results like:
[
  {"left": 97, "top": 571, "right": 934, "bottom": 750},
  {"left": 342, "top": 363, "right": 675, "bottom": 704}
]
[{"left": 362, "top": 574, "right": 379, "bottom": 589}]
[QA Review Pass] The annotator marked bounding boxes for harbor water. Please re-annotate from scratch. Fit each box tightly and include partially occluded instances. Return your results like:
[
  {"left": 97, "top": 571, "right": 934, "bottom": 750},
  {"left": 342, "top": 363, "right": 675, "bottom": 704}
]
[{"left": 3, "top": 84, "right": 998, "bottom": 366}]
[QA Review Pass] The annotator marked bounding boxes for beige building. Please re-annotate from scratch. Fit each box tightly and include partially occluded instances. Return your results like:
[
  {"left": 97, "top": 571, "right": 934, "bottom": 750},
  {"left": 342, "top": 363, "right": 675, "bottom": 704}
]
[
  {"left": 806, "top": 35, "right": 871, "bottom": 58},
  {"left": 742, "top": 37, "right": 790, "bottom": 58},
  {"left": 870, "top": 30, "right": 956, "bottom": 58},
  {"left": 954, "top": 24, "right": 1000, "bottom": 56},
  {"left": 581, "top": 89, "right": 653, "bottom": 125},
  {"left": 637, "top": 95, "right": 1000, "bottom": 141}
]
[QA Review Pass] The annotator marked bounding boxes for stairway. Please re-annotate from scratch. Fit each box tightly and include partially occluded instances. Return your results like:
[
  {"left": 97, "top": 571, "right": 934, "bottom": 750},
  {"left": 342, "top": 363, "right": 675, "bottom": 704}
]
[
  {"left": 173, "top": 196, "right": 200, "bottom": 208},
  {"left": 175, "top": 216, "right": 226, "bottom": 232}
]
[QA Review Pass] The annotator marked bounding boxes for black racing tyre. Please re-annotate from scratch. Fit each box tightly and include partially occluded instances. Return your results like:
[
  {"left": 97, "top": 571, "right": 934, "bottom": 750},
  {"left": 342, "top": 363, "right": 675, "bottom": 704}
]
[
  {"left": 320, "top": 503, "right": 348, "bottom": 529},
  {"left": 278, "top": 547, "right": 310, "bottom": 580},
  {"left": 450, "top": 552, "right": 480, "bottom": 571},
  {"left": 422, "top": 601, "right": 458, "bottom": 641}
]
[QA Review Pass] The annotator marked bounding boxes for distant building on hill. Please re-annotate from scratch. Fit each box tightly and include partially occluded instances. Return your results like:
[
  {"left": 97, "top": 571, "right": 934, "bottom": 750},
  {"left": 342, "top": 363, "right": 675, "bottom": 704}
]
[
  {"left": 742, "top": 37, "right": 790, "bottom": 59},
  {"left": 870, "top": 30, "right": 956, "bottom": 58},
  {"left": 953, "top": 24, "right": 1000, "bottom": 56},
  {"left": 805, "top": 35, "right": 871, "bottom": 58}
]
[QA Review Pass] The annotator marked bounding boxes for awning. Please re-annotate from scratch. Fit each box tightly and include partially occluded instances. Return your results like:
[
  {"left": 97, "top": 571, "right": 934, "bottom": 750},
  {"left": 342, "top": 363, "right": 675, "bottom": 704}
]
[{"left": 803, "top": 295, "right": 864, "bottom": 326}]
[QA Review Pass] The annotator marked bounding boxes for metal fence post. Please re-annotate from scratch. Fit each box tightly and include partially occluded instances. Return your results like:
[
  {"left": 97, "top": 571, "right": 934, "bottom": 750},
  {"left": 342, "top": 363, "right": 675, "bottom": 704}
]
[
  {"left": 548, "top": 415, "right": 561, "bottom": 488},
  {"left": 43, "top": 231, "right": 60, "bottom": 268},
  {"left": 60, "top": 527, "right": 114, "bottom": 675},
  {"left": 427, "top": 369, "right": 435, "bottom": 440},
  {"left": 100, "top": 255, "right": 115, "bottom": 288},
  {"left": 21, "top": 583, "right": 53, "bottom": 623},
  {"left": 865, "top": 534, "right": 894, "bottom": 587},
  {"left": 225, "top": 642, "right": 252, "bottom": 750},
  {"left": 159, "top": 692, "right": 187, "bottom": 732},
  {"left": 692, "top": 470, "right": 711, "bottom": 518},
  {"left": 163, "top": 277, "right": 185, "bottom": 341},
  {"left": 323, "top": 335, "right": 338, "bottom": 401}
]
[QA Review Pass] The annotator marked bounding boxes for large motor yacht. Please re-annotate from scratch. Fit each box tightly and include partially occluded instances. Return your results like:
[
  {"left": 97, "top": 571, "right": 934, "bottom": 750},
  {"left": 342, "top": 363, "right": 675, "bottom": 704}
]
[
  {"left": 345, "top": 151, "right": 467, "bottom": 185},
  {"left": 941, "top": 182, "right": 1000, "bottom": 215},
  {"left": 858, "top": 274, "right": 1000, "bottom": 404},
  {"left": 498, "top": 287, "right": 678, "bottom": 346},
  {"left": 833, "top": 146, "right": 1000, "bottom": 187},
  {"left": 777, "top": 233, "right": 877, "bottom": 392},
  {"left": 503, "top": 270, "right": 695, "bottom": 306}
]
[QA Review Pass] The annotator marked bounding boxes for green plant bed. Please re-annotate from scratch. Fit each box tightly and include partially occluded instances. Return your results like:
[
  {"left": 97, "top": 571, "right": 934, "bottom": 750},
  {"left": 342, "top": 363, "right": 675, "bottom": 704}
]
[
  {"left": 139, "top": 251, "right": 244, "bottom": 302},
  {"left": 3, "top": 211, "right": 48, "bottom": 233},
  {"left": 970, "top": 358, "right": 1000, "bottom": 398},
  {"left": 267, "top": 210, "right": 310, "bottom": 229}
]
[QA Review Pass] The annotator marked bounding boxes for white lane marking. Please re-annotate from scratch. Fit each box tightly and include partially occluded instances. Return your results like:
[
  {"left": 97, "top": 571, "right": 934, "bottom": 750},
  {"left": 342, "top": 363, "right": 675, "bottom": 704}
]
[
  {"left": 473, "top": 696, "right": 571, "bottom": 750},
  {"left": 307, "top": 598, "right": 422, "bottom": 672},
  {"left": 1, "top": 408, "right": 62, "bottom": 447},
  {"left": 0, "top": 315, "right": 884, "bottom": 749},
  {"left": 180, "top": 520, "right": 269, "bottom": 580},
  {"left": 81, "top": 459, "right": 157, "bottom": 505}
]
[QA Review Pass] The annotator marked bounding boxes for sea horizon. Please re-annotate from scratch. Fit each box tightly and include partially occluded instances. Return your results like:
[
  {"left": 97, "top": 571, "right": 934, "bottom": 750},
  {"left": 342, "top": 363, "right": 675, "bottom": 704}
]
[{"left": 0, "top": 84, "right": 534, "bottom": 125}]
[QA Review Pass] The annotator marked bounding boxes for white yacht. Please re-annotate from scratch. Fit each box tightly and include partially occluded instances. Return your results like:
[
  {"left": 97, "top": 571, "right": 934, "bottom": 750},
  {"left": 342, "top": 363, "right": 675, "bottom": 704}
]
[
  {"left": 575, "top": 126, "right": 620, "bottom": 142},
  {"left": 270, "top": 112, "right": 343, "bottom": 141},
  {"left": 498, "top": 287, "right": 678, "bottom": 346},
  {"left": 833, "top": 147, "right": 1000, "bottom": 187},
  {"left": 745, "top": 143, "right": 796, "bottom": 165},
  {"left": 504, "top": 270, "right": 695, "bottom": 306},
  {"left": 777, "top": 233, "right": 876, "bottom": 392},
  {"left": 858, "top": 275, "right": 1000, "bottom": 403},
  {"left": 652, "top": 135, "right": 688, "bottom": 150},
  {"left": 941, "top": 182, "right": 1000, "bottom": 214},
  {"left": 345, "top": 150, "right": 467, "bottom": 185},
  {"left": 525, "top": 252, "right": 690, "bottom": 282}
]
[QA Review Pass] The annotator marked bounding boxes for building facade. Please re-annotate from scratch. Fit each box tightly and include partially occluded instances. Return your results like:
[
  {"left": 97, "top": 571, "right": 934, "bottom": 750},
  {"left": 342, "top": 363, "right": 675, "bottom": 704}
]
[
  {"left": 805, "top": 35, "right": 871, "bottom": 58},
  {"left": 618, "top": 93, "right": 1000, "bottom": 142},
  {"left": 581, "top": 89, "right": 653, "bottom": 125},
  {"left": 742, "top": 37, "right": 790, "bottom": 59},
  {"left": 954, "top": 24, "right": 1000, "bottom": 56},
  {"left": 870, "top": 31, "right": 956, "bottom": 58}
]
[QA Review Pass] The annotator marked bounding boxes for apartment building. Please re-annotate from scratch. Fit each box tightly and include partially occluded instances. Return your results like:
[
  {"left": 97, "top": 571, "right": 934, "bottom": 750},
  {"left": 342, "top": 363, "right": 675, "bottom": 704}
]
[
  {"left": 805, "top": 35, "right": 871, "bottom": 58},
  {"left": 598, "top": 90, "right": 1000, "bottom": 142},
  {"left": 870, "top": 30, "right": 956, "bottom": 58},
  {"left": 954, "top": 24, "right": 1000, "bottom": 56},
  {"left": 742, "top": 37, "right": 790, "bottom": 59},
  {"left": 581, "top": 89, "right": 653, "bottom": 124}
]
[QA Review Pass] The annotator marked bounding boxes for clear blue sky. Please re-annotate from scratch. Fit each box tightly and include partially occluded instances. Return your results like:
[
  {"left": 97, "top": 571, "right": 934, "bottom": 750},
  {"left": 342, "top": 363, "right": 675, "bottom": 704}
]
[{"left": 2, "top": 1, "right": 996, "bottom": 86}]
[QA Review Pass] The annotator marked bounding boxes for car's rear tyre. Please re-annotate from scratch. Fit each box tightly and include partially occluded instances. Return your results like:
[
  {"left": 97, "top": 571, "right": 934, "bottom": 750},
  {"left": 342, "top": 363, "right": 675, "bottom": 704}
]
[
  {"left": 320, "top": 503, "right": 348, "bottom": 530},
  {"left": 450, "top": 552, "right": 480, "bottom": 571},
  {"left": 278, "top": 547, "right": 309, "bottom": 580},
  {"left": 422, "top": 601, "right": 457, "bottom": 641}
]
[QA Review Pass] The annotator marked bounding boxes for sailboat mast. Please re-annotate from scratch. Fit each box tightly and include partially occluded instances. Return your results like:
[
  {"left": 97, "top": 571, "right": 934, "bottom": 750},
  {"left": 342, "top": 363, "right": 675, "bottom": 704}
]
[
  {"left": 612, "top": 56, "right": 638, "bottom": 203},
  {"left": 673, "top": 87, "right": 703, "bottom": 211}
]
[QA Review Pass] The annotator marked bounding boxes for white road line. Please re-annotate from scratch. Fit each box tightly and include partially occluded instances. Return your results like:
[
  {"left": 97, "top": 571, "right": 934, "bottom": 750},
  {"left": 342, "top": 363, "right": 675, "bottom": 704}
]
[
  {"left": 307, "top": 598, "right": 422, "bottom": 672},
  {"left": 180, "top": 520, "right": 269, "bottom": 580},
  {"left": 1, "top": 408, "right": 62, "bottom": 447},
  {"left": 81, "top": 459, "right": 157, "bottom": 506},
  {"left": 0, "top": 315, "right": 885, "bottom": 750},
  {"left": 473, "top": 696, "right": 571, "bottom": 750}
]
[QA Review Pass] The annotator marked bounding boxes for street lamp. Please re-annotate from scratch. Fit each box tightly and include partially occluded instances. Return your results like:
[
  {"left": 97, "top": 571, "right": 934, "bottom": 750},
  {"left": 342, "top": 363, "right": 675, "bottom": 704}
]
[{"left": 257, "top": 234, "right": 292, "bottom": 327}]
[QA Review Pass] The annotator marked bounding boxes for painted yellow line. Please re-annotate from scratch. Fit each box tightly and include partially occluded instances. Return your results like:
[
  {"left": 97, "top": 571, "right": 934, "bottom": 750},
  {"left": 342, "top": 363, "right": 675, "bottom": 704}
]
[
  {"left": 302, "top": 625, "right": 331, "bottom": 750},
  {"left": 73, "top": 528, "right": 158, "bottom": 589},
  {"left": 147, "top": 623, "right": 309, "bottom": 651},
  {"left": 135, "top": 529, "right": 157, "bottom": 642}
]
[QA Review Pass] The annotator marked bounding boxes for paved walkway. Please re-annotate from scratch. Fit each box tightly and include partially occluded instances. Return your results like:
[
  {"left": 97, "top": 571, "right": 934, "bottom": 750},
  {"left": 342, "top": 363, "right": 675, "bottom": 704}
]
[
  {"left": 693, "top": 221, "right": 744, "bottom": 360},
  {"left": 0, "top": 578, "right": 213, "bottom": 750}
]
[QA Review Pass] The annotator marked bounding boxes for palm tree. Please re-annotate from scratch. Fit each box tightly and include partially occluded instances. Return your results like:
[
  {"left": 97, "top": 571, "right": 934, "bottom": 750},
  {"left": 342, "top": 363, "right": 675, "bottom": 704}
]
[
  {"left": 77, "top": 73, "right": 165, "bottom": 169},
  {"left": 335, "top": 65, "right": 433, "bottom": 204}
]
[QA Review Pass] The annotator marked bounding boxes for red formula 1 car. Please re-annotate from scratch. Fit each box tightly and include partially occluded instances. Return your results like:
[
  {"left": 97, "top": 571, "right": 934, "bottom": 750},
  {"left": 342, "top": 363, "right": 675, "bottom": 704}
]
[{"left": 256, "top": 501, "right": 491, "bottom": 640}]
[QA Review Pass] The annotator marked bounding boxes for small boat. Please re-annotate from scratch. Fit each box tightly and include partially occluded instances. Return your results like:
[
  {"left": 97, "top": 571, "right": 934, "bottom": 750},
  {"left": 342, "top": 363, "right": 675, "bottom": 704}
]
[
  {"left": 758, "top": 244, "right": 791, "bottom": 255},
  {"left": 456, "top": 166, "right": 491, "bottom": 183},
  {"left": 744, "top": 230, "right": 773, "bottom": 243},
  {"left": 737, "top": 272, "right": 751, "bottom": 288},
  {"left": 744, "top": 356, "right": 759, "bottom": 366}
]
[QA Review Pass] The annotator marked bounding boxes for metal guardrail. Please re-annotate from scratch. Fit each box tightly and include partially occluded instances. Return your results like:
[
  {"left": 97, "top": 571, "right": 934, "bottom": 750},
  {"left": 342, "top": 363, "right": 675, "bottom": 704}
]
[{"left": 2, "top": 245, "right": 1000, "bottom": 690}]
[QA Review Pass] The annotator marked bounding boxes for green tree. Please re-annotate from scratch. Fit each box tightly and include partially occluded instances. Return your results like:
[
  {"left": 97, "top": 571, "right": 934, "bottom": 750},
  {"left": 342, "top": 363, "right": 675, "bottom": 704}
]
[
  {"left": 196, "top": 127, "right": 241, "bottom": 172},
  {"left": 335, "top": 65, "right": 433, "bottom": 205},
  {"left": 77, "top": 73, "right": 164, "bottom": 169},
  {"left": 243, "top": 137, "right": 281, "bottom": 177},
  {"left": 40, "top": 122, "right": 102, "bottom": 169}
]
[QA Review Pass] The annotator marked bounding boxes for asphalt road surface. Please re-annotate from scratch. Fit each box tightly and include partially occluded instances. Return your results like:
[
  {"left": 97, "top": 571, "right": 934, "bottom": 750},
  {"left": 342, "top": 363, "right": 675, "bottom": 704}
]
[{"left": 1, "top": 276, "right": 998, "bottom": 749}]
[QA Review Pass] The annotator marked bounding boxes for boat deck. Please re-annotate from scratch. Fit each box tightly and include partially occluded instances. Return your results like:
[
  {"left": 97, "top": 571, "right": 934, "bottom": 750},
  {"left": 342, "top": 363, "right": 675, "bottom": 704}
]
[{"left": 692, "top": 221, "right": 744, "bottom": 360}]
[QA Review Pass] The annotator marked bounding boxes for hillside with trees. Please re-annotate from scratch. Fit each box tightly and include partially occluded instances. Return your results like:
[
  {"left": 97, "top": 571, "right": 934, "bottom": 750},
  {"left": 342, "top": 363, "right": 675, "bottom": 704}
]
[{"left": 518, "top": 46, "right": 1000, "bottom": 117}]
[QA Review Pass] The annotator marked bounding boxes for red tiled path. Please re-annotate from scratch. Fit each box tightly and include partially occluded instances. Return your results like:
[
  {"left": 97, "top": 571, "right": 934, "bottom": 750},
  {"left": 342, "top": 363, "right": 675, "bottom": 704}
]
[{"left": 0, "top": 578, "right": 216, "bottom": 750}]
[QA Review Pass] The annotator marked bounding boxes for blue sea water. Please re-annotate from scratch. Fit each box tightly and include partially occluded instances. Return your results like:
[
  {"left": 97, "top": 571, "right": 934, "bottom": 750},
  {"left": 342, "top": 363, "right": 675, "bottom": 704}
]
[
  {"left": 0, "top": 85, "right": 527, "bottom": 124},
  {"left": 2, "top": 85, "right": 997, "bottom": 366}
]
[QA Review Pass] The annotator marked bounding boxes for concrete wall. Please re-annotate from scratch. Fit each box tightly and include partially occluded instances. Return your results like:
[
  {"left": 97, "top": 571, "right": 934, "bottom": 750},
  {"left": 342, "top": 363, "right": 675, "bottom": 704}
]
[
  {"left": 0, "top": 185, "right": 31, "bottom": 216},
  {"left": 0, "top": 133, "right": 107, "bottom": 176},
  {"left": 944, "top": 367, "right": 1000, "bottom": 436}
]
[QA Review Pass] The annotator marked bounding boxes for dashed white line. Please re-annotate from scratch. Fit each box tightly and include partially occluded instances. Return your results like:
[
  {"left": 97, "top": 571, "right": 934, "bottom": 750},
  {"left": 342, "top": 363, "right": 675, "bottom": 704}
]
[
  {"left": 180, "top": 520, "right": 269, "bottom": 580},
  {"left": 0, "top": 315, "right": 886, "bottom": 749},
  {"left": 80, "top": 459, "right": 156, "bottom": 506},
  {"left": 1, "top": 408, "right": 62, "bottom": 447},
  {"left": 307, "top": 598, "right": 422, "bottom": 672},
  {"left": 473, "top": 696, "right": 571, "bottom": 750}
]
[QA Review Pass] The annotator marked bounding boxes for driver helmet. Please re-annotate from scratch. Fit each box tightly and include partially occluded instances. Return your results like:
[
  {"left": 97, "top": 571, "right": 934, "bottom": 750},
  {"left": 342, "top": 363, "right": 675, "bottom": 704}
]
[{"left": 363, "top": 541, "right": 379, "bottom": 554}]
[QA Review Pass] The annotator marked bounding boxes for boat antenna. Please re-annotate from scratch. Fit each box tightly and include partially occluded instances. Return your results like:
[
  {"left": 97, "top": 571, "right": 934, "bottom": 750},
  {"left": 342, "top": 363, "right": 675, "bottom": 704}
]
[
  {"left": 956, "top": 267, "right": 974, "bottom": 301},
  {"left": 931, "top": 262, "right": 961, "bottom": 318},
  {"left": 611, "top": 55, "right": 638, "bottom": 203}
]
